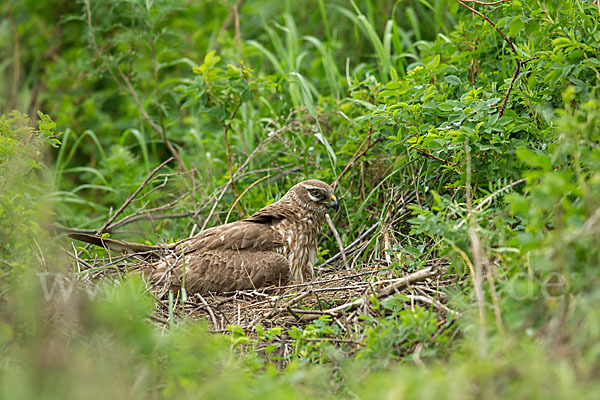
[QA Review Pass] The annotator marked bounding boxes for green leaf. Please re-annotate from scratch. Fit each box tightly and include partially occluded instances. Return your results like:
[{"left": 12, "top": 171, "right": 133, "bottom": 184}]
[
  {"left": 444, "top": 75, "right": 461, "bottom": 85},
  {"left": 206, "top": 106, "right": 226, "bottom": 121},
  {"left": 438, "top": 102, "right": 455, "bottom": 111},
  {"left": 265, "top": 344, "right": 278, "bottom": 354},
  {"left": 516, "top": 148, "right": 552, "bottom": 171},
  {"left": 509, "top": 16, "right": 524, "bottom": 38}
]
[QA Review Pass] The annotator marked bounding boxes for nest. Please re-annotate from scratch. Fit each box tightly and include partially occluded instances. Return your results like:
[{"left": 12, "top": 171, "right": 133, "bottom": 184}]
[
  {"left": 74, "top": 250, "right": 457, "bottom": 329},
  {"left": 144, "top": 259, "right": 458, "bottom": 332}
]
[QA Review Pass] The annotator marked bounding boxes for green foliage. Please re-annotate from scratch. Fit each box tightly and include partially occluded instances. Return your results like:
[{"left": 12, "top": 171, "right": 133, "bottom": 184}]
[
  {"left": 0, "top": 111, "right": 60, "bottom": 276},
  {"left": 1, "top": 0, "right": 600, "bottom": 398}
]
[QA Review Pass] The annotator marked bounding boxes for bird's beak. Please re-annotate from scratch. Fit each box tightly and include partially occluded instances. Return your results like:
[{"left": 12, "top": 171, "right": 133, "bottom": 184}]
[{"left": 329, "top": 194, "right": 339, "bottom": 211}]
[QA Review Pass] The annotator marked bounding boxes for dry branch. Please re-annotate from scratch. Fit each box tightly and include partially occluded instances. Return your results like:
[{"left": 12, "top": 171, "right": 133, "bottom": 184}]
[
  {"left": 319, "top": 222, "right": 380, "bottom": 269},
  {"left": 326, "top": 214, "right": 349, "bottom": 271},
  {"left": 96, "top": 157, "right": 174, "bottom": 235}
]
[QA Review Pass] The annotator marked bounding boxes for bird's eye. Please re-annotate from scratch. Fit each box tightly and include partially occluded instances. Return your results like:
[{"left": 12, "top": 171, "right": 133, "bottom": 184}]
[{"left": 309, "top": 189, "right": 320, "bottom": 198}]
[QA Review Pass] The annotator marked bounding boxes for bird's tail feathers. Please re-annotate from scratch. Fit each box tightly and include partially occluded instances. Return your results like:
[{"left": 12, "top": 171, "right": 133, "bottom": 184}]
[{"left": 68, "top": 233, "right": 163, "bottom": 255}]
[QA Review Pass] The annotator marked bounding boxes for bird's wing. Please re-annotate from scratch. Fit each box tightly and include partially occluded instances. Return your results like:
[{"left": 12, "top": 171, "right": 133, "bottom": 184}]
[
  {"left": 147, "top": 249, "right": 290, "bottom": 294},
  {"left": 245, "top": 202, "right": 291, "bottom": 223},
  {"left": 181, "top": 218, "right": 285, "bottom": 253}
]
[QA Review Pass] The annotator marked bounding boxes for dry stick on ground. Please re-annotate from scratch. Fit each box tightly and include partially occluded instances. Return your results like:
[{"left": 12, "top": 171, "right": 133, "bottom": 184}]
[
  {"left": 406, "top": 294, "right": 461, "bottom": 317},
  {"left": 462, "top": 0, "right": 510, "bottom": 4},
  {"left": 197, "top": 294, "right": 219, "bottom": 329},
  {"left": 299, "top": 337, "right": 365, "bottom": 346},
  {"left": 95, "top": 157, "right": 174, "bottom": 235},
  {"left": 455, "top": 0, "right": 539, "bottom": 117},
  {"left": 299, "top": 266, "right": 441, "bottom": 321},
  {"left": 263, "top": 291, "right": 313, "bottom": 319},
  {"left": 257, "top": 269, "right": 385, "bottom": 292}
]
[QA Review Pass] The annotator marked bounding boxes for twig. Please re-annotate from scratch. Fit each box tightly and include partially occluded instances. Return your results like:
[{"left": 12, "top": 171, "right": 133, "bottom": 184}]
[
  {"left": 286, "top": 306, "right": 302, "bottom": 321},
  {"left": 197, "top": 294, "right": 219, "bottom": 329},
  {"left": 319, "top": 222, "right": 380, "bottom": 269},
  {"left": 405, "top": 295, "right": 461, "bottom": 317},
  {"left": 61, "top": 166, "right": 285, "bottom": 234},
  {"left": 96, "top": 157, "right": 173, "bottom": 235},
  {"left": 233, "top": 0, "right": 242, "bottom": 50},
  {"left": 326, "top": 214, "right": 349, "bottom": 271},
  {"left": 309, "top": 284, "right": 368, "bottom": 293},
  {"left": 376, "top": 266, "right": 440, "bottom": 298},
  {"left": 334, "top": 134, "right": 384, "bottom": 189},
  {"left": 8, "top": 11, "right": 20, "bottom": 110},
  {"left": 258, "top": 269, "right": 385, "bottom": 291},
  {"left": 455, "top": 0, "right": 516, "bottom": 54},
  {"left": 213, "top": 0, "right": 246, "bottom": 50},
  {"left": 301, "top": 266, "right": 440, "bottom": 320},
  {"left": 0, "top": 226, "right": 14, "bottom": 256},
  {"left": 264, "top": 291, "right": 312, "bottom": 319},
  {"left": 320, "top": 189, "right": 419, "bottom": 270},
  {"left": 201, "top": 127, "right": 282, "bottom": 231},
  {"left": 464, "top": 137, "right": 487, "bottom": 354},
  {"left": 462, "top": 0, "right": 510, "bottom": 4},
  {"left": 496, "top": 57, "right": 538, "bottom": 117},
  {"left": 475, "top": 178, "right": 527, "bottom": 211},
  {"left": 225, "top": 175, "right": 271, "bottom": 224},
  {"left": 409, "top": 145, "right": 447, "bottom": 164},
  {"left": 486, "top": 266, "right": 504, "bottom": 334},
  {"left": 224, "top": 100, "right": 243, "bottom": 183},
  {"left": 288, "top": 308, "right": 333, "bottom": 315},
  {"left": 64, "top": 249, "right": 95, "bottom": 270},
  {"left": 296, "top": 337, "right": 365, "bottom": 346},
  {"left": 456, "top": 177, "right": 526, "bottom": 228}
]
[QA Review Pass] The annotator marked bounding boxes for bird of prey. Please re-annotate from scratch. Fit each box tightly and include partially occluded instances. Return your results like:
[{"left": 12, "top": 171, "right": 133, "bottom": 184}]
[{"left": 69, "top": 179, "right": 338, "bottom": 295}]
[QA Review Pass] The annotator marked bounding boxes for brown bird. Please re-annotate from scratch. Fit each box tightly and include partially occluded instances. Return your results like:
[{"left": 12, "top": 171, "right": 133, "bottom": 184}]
[{"left": 69, "top": 179, "right": 338, "bottom": 295}]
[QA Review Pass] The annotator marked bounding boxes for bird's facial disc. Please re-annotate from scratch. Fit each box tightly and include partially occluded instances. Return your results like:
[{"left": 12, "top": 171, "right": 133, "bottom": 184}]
[{"left": 304, "top": 185, "right": 338, "bottom": 211}]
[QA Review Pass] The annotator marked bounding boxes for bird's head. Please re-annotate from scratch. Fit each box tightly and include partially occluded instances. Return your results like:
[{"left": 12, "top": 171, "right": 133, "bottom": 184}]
[{"left": 288, "top": 179, "right": 338, "bottom": 214}]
